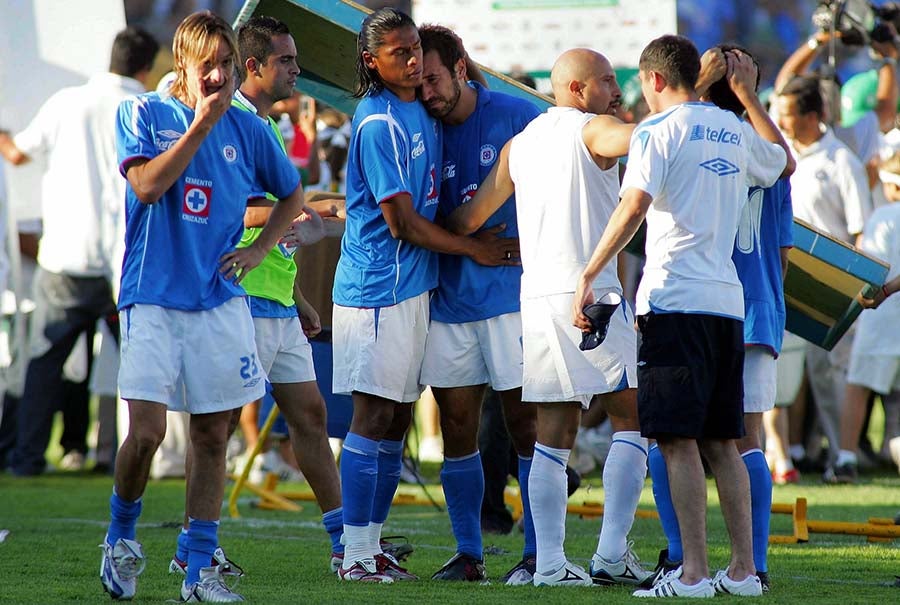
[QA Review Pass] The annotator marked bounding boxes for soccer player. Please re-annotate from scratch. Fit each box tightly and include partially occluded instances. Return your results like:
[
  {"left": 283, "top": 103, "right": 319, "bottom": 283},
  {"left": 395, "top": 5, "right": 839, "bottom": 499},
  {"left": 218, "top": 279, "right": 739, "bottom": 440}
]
[
  {"left": 572, "top": 36, "right": 790, "bottom": 598},
  {"left": 99, "top": 12, "right": 317, "bottom": 602},
  {"left": 333, "top": 7, "right": 514, "bottom": 583},
  {"left": 416, "top": 24, "right": 541, "bottom": 584},
  {"left": 166, "top": 15, "right": 343, "bottom": 579},
  {"left": 447, "top": 48, "right": 653, "bottom": 588},
  {"left": 644, "top": 45, "right": 795, "bottom": 593}
]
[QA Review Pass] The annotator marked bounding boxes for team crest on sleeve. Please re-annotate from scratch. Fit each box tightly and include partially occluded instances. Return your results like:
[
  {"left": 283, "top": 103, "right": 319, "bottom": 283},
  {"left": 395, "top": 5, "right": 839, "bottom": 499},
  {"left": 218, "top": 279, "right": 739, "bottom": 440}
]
[
  {"left": 222, "top": 144, "right": 238, "bottom": 163},
  {"left": 182, "top": 177, "right": 212, "bottom": 224},
  {"left": 479, "top": 144, "right": 497, "bottom": 166}
]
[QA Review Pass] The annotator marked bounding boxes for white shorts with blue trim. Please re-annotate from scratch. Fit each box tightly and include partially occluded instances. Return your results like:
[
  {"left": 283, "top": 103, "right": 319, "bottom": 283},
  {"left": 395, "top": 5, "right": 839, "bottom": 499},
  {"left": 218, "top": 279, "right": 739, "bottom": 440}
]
[
  {"left": 252, "top": 316, "right": 316, "bottom": 384},
  {"left": 521, "top": 289, "right": 637, "bottom": 408},
  {"left": 420, "top": 312, "right": 523, "bottom": 391},
  {"left": 332, "top": 292, "right": 429, "bottom": 403},
  {"left": 118, "top": 298, "right": 266, "bottom": 413}
]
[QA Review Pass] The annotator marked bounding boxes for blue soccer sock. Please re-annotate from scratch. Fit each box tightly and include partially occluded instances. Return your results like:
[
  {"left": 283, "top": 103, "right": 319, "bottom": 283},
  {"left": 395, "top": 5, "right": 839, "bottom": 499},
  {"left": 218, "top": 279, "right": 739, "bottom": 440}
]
[
  {"left": 518, "top": 455, "right": 536, "bottom": 559},
  {"left": 186, "top": 518, "right": 218, "bottom": 586},
  {"left": 742, "top": 448, "right": 772, "bottom": 573},
  {"left": 371, "top": 439, "right": 404, "bottom": 525},
  {"left": 341, "top": 432, "right": 379, "bottom": 564},
  {"left": 107, "top": 489, "right": 142, "bottom": 546},
  {"left": 648, "top": 444, "right": 682, "bottom": 562},
  {"left": 176, "top": 527, "right": 189, "bottom": 562},
  {"left": 441, "top": 451, "right": 484, "bottom": 559},
  {"left": 322, "top": 507, "right": 344, "bottom": 555}
]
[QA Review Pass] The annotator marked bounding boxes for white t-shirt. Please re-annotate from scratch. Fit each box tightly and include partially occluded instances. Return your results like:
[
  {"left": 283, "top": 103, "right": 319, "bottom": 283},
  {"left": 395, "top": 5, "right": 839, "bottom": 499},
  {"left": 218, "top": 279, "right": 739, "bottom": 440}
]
[
  {"left": 14, "top": 73, "right": 144, "bottom": 277},
  {"left": 508, "top": 107, "right": 622, "bottom": 298},
  {"left": 621, "top": 101, "right": 786, "bottom": 319},
  {"left": 788, "top": 128, "right": 871, "bottom": 244},
  {"left": 834, "top": 110, "right": 880, "bottom": 165},
  {"left": 851, "top": 202, "right": 900, "bottom": 356}
]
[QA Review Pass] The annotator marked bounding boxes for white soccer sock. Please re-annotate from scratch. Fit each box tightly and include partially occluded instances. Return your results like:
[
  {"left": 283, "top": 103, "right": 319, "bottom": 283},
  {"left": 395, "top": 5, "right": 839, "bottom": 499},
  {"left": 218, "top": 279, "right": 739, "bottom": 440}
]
[
  {"left": 529, "top": 442, "right": 571, "bottom": 575},
  {"left": 341, "top": 524, "right": 372, "bottom": 569},
  {"left": 369, "top": 521, "right": 384, "bottom": 554},
  {"left": 596, "top": 431, "right": 648, "bottom": 561}
]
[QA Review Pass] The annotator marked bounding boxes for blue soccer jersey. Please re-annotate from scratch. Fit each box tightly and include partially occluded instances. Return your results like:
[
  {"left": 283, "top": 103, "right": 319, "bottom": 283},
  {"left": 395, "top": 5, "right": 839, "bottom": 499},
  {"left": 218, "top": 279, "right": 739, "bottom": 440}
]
[
  {"left": 732, "top": 178, "right": 794, "bottom": 355},
  {"left": 431, "top": 83, "right": 540, "bottom": 323},
  {"left": 116, "top": 92, "right": 301, "bottom": 311},
  {"left": 333, "top": 88, "right": 442, "bottom": 307}
]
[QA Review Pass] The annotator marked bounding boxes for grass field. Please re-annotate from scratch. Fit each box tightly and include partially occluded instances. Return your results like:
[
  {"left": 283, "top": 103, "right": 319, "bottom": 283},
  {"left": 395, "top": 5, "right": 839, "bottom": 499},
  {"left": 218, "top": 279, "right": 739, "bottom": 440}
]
[{"left": 1, "top": 463, "right": 899, "bottom": 604}]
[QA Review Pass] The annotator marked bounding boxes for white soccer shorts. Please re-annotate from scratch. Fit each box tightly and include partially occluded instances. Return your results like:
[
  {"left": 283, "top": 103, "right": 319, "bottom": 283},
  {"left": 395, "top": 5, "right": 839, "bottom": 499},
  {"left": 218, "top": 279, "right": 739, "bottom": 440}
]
[
  {"left": 252, "top": 315, "right": 316, "bottom": 384},
  {"left": 420, "top": 311, "right": 523, "bottom": 391},
  {"left": 118, "top": 297, "right": 266, "bottom": 413},
  {"left": 332, "top": 292, "right": 429, "bottom": 403}
]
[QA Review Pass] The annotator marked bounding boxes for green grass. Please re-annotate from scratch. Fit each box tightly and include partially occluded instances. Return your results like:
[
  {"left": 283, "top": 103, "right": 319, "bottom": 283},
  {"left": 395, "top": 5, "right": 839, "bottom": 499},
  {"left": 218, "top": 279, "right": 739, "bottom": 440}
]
[{"left": 1, "top": 466, "right": 899, "bottom": 604}]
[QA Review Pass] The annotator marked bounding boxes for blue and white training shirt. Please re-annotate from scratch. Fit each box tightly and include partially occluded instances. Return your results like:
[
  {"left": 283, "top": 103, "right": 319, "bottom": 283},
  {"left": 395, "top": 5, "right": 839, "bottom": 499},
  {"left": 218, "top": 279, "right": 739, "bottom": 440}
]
[
  {"left": 733, "top": 178, "right": 793, "bottom": 355},
  {"left": 116, "top": 91, "right": 301, "bottom": 311},
  {"left": 431, "top": 83, "right": 540, "bottom": 323},
  {"left": 333, "top": 87, "right": 442, "bottom": 308}
]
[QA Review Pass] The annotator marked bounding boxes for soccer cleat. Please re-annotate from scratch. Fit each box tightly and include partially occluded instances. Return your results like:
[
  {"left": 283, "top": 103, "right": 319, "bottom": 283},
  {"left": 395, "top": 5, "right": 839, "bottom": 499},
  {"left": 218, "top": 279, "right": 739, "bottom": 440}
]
[
  {"left": 756, "top": 571, "right": 770, "bottom": 593},
  {"left": 649, "top": 548, "right": 682, "bottom": 587},
  {"left": 380, "top": 535, "right": 414, "bottom": 561},
  {"left": 823, "top": 462, "right": 857, "bottom": 484},
  {"left": 180, "top": 565, "right": 245, "bottom": 602},
  {"left": 533, "top": 560, "right": 593, "bottom": 587},
  {"left": 431, "top": 552, "right": 487, "bottom": 582},
  {"left": 330, "top": 552, "right": 343, "bottom": 574},
  {"left": 711, "top": 569, "right": 763, "bottom": 596},
  {"left": 169, "top": 548, "right": 244, "bottom": 588},
  {"left": 100, "top": 538, "right": 146, "bottom": 600},
  {"left": 633, "top": 567, "right": 714, "bottom": 598},
  {"left": 501, "top": 555, "right": 536, "bottom": 586},
  {"left": 771, "top": 468, "right": 800, "bottom": 485},
  {"left": 590, "top": 542, "right": 654, "bottom": 587},
  {"left": 337, "top": 557, "right": 394, "bottom": 583},
  {"left": 375, "top": 552, "right": 418, "bottom": 581}
]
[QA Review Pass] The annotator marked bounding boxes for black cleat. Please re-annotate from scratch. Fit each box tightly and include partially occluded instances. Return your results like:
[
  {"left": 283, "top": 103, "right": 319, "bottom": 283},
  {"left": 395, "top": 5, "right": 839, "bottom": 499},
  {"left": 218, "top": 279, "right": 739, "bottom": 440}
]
[
  {"left": 380, "top": 535, "right": 414, "bottom": 562},
  {"left": 500, "top": 556, "right": 536, "bottom": 585},
  {"left": 650, "top": 548, "right": 682, "bottom": 586},
  {"left": 431, "top": 553, "right": 487, "bottom": 582},
  {"left": 757, "top": 571, "right": 770, "bottom": 592}
]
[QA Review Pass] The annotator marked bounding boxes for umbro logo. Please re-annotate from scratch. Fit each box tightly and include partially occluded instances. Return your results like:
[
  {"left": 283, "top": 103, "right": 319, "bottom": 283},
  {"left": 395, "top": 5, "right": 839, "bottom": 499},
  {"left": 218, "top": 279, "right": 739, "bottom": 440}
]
[{"left": 699, "top": 157, "right": 739, "bottom": 177}]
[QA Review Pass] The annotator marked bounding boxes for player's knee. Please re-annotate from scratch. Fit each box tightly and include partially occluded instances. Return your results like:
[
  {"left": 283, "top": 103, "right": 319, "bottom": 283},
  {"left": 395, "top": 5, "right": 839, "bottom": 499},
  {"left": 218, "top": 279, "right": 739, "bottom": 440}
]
[
  {"left": 128, "top": 425, "right": 165, "bottom": 457},
  {"left": 286, "top": 399, "right": 327, "bottom": 436}
]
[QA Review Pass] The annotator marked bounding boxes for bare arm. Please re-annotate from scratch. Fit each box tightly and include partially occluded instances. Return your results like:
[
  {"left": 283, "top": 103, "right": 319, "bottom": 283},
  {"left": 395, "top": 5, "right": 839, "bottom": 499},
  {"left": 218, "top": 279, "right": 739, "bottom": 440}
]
[
  {"left": 581, "top": 115, "right": 635, "bottom": 166},
  {"left": 445, "top": 140, "right": 516, "bottom": 235},
  {"left": 298, "top": 97, "right": 321, "bottom": 185},
  {"left": 219, "top": 184, "right": 307, "bottom": 283},
  {"left": 780, "top": 247, "right": 790, "bottom": 280},
  {"left": 125, "top": 80, "right": 234, "bottom": 203},
  {"left": 728, "top": 51, "right": 795, "bottom": 177},
  {"left": 0, "top": 131, "right": 29, "bottom": 165},
  {"left": 871, "top": 36, "right": 899, "bottom": 132},
  {"left": 465, "top": 56, "right": 488, "bottom": 87},
  {"left": 695, "top": 48, "right": 727, "bottom": 98},
  {"left": 292, "top": 278, "right": 322, "bottom": 338},
  {"left": 382, "top": 192, "right": 516, "bottom": 266},
  {"left": 573, "top": 188, "right": 652, "bottom": 330}
]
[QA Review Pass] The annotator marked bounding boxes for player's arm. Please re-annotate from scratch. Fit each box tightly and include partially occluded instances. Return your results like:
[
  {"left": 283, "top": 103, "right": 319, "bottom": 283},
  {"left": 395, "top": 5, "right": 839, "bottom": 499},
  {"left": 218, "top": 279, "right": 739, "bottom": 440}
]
[
  {"left": 573, "top": 187, "right": 652, "bottom": 331},
  {"left": 445, "top": 141, "right": 515, "bottom": 235},
  {"left": 871, "top": 31, "right": 900, "bottom": 132},
  {"left": 581, "top": 115, "right": 635, "bottom": 165},
  {"left": 0, "top": 131, "right": 29, "bottom": 165},
  {"left": 245, "top": 193, "right": 344, "bottom": 236},
  {"left": 695, "top": 47, "right": 727, "bottom": 98},
  {"left": 728, "top": 51, "right": 795, "bottom": 178},
  {"left": 382, "top": 192, "right": 516, "bottom": 266},
  {"left": 220, "top": 183, "right": 308, "bottom": 283},
  {"left": 775, "top": 30, "right": 831, "bottom": 91},
  {"left": 125, "top": 73, "right": 235, "bottom": 203},
  {"left": 292, "top": 277, "right": 321, "bottom": 338}
]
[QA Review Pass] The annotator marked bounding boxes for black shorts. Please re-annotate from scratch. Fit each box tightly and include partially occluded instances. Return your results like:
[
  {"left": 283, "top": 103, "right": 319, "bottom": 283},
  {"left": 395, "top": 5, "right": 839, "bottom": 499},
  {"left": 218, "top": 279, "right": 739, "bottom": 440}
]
[{"left": 636, "top": 311, "right": 745, "bottom": 440}]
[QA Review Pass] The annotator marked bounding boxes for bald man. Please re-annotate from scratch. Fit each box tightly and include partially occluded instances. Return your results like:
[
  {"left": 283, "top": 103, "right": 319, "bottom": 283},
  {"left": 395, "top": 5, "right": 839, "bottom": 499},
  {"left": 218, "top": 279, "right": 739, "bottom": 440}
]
[{"left": 446, "top": 48, "right": 652, "bottom": 588}]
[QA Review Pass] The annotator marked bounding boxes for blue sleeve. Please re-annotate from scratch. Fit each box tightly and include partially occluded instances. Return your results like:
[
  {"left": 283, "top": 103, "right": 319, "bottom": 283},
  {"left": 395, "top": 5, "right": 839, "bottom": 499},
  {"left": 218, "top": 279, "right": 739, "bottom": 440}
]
[
  {"left": 116, "top": 96, "right": 157, "bottom": 177},
  {"left": 251, "top": 117, "right": 301, "bottom": 200},
  {"left": 779, "top": 179, "right": 794, "bottom": 248},
  {"left": 357, "top": 116, "right": 411, "bottom": 204}
]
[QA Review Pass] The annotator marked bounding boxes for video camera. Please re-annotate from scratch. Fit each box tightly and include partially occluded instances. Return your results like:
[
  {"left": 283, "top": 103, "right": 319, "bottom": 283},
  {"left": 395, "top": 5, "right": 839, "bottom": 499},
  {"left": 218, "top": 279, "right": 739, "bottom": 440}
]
[{"left": 813, "top": 0, "right": 900, "bottom": 46}]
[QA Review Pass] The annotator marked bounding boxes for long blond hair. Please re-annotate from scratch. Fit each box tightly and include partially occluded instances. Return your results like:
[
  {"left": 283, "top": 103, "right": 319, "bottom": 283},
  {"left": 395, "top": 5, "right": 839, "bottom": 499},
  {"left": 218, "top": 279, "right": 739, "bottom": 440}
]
[{"left": 169, "top": 11, "right": 239, "bottom": 103}]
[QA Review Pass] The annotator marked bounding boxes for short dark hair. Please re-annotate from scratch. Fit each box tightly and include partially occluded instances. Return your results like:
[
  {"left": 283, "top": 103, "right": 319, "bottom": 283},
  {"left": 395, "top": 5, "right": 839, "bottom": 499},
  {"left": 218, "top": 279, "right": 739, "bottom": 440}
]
[
  {"left": 353, "top": 7, "right": 417, "bottom": 98},
  {"left": 707, "top": 44, "right": 760, "bottom": 116},
  {"left": 419, "top": 24, "right": 464, "bottom": 75},
  {"left": 780, "top": 75, "right": 824, "bottom": 118},
  {"left": 109, "top": 27, "right": 159, "bottom": 77},
  {"left": 237, "top": 15, "right": 291, "bottom": 72},
  {"left": 639, "top": 34, "right": 699, "bottom": 91}
]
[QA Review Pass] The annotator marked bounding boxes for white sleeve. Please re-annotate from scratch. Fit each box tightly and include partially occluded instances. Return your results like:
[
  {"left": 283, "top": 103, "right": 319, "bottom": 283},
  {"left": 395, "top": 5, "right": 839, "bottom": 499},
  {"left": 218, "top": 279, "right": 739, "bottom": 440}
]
[
  {"left": 12, "top": 92, "right": 63, "bottom": 158},
  {"left": 620, "top": 125, "right": 667, "bottom": 200},
  {"left": 741, "top": 121, "right": 786, "bottom": 188}
]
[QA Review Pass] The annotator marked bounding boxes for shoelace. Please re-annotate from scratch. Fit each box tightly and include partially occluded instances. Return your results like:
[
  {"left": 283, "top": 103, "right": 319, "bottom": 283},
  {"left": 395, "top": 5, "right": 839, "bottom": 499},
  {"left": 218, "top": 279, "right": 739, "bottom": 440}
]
[
  {"left": 623, "top": 540, "right": 644, "bottom": 568},
  {"left": 113, "top": 544, "right": 145, "bottom": 579}
]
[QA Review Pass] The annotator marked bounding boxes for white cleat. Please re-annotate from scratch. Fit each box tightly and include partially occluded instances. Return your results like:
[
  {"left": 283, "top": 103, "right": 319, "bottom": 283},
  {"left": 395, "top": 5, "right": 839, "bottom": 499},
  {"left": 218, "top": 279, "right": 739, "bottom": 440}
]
[
  {"left": 633, "top": 567, "right": 714, "bottom": 598},
  {"left": 181, "top": 564, "right": 245, "bottom": 602},
  {"left": 590, "top": 541, "right": 654, "bottom": 587},
  {"left": 100, "top": 538, "right": 146, "bottom": 600},
  {"left": 711, "top": 569, "right": 763, "bottom": 596},
  {"left": 533, "top": 560, "right": 594, "bottom": 587}
]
